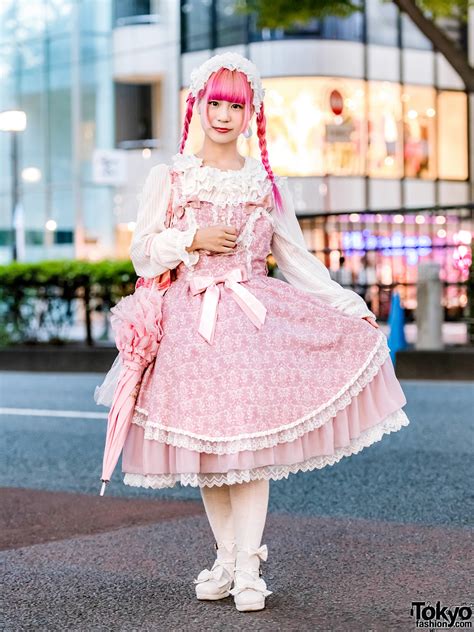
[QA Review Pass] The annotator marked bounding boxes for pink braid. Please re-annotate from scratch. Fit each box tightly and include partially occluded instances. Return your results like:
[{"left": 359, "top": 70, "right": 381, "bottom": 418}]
[
  {"left": 256, "top": 102, "right": 284, "bottom": 216},
  {"left": 179, "top": 92, "right": 196, "bottom": 153}
]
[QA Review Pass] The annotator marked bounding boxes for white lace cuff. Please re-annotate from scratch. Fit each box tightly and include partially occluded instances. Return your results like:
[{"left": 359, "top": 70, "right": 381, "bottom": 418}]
[
  {"left": 175, "top": 226, "right": 200, "bottom": 267},
  {"left": 147, "top": 226, "right": 200, "bottom": 271}
]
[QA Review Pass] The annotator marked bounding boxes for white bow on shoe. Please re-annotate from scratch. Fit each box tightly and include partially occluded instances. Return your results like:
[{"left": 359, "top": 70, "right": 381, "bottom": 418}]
[
  {"left": 194, "top": 558, "right": 235, "bottom": 600},
  {"left": 229, "top": 544, "right": 273, "bottom": 612}
]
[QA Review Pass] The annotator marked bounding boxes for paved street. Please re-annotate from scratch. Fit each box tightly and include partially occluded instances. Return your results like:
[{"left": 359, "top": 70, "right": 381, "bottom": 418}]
[{"left": 1, "top": 371, "right": 473, "bottom": 631}]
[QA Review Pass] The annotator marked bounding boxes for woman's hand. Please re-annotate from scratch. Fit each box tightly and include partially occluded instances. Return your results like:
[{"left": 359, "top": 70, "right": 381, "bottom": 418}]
[
  {"left": 362, "top": 316, "right": 379, "bottom": 329},
  {"left": 187, "top": 225, "right": 238, "bottom": 254}
]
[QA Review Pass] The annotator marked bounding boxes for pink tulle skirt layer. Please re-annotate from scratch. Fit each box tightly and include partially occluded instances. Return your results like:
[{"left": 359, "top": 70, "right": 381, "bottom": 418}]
[{"left": 122, "top": 355, "right": 408, "bottom": 488}]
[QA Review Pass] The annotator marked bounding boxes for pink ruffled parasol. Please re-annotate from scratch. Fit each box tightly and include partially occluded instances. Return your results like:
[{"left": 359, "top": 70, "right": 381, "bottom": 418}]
[{"left": 99, "top": 270, "right": 171, "bottom": 496}]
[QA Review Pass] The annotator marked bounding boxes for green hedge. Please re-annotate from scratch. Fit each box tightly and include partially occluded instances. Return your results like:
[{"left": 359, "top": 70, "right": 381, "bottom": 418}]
[{"left": 0, "top": 259, "right": 137, "bottom": 347}]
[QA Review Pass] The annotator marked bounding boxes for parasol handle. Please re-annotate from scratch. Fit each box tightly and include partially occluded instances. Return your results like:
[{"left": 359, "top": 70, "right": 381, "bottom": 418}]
[{"left": 99, "top": 480, "right": 109, "bottom": 496}]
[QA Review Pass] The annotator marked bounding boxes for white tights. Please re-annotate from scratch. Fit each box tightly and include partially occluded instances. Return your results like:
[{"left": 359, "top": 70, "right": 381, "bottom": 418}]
[{"left": 200, "top": 479, "right": 270, "bottom": 566}]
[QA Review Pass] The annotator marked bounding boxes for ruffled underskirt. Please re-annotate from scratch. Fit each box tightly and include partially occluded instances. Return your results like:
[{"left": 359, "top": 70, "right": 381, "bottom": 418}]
[{"left": 121, "top": 356, "right": 409, "bottom": 488}]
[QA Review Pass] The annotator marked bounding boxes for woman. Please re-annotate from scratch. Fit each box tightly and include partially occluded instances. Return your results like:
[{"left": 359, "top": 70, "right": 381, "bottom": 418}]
[{"left": 111, "top": 53, "right": 410, "bottom": 612}]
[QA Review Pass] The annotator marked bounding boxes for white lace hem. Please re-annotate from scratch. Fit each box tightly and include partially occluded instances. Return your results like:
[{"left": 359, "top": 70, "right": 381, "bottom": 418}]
[
  {"left": 131, "top": 331, "right": 390, "bottom": 454},
  {"left": 123, "top": 407, "right": 410, "bottom": 489}
]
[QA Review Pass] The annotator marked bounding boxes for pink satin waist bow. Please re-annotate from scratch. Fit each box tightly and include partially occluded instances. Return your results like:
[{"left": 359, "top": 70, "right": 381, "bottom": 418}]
[{"left": 189, "top": 266, "right": 267, "bottom": 345}]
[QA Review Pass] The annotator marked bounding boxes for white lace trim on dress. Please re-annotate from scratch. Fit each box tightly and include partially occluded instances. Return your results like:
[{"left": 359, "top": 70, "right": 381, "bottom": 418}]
[
  {"left": 131, "top": 331, "right": 390, "bottom": 454},
  {"left": 171, "top": 153, "right": 272, "bottom": 207},
  {"left": 236, "top": 206, "right": 274, "bottom": 276},
  {"left": 123, "top": 407, "right": 410, "bottom": 489}
]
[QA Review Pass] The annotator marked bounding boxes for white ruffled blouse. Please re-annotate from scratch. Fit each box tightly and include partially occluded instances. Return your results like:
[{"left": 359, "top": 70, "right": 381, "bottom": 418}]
[{"left": 129, "top": 153, "right": 376, "bottom": 320}]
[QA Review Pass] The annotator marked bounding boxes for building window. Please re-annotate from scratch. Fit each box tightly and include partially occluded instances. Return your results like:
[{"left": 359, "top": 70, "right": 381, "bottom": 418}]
[
  {"left": 320, "top": 11, "right": 364, "bottom": 42},
  {"left": 402, "top": 85, "right": 436, "bottom": 179},
  {"left": 181, "top": 0, "right": 212, "bottom": 53},
  {"left": 368, "top": 81, "right": 403, "bottom": 178},
  {"left": 365, "top": 0, "right": 399, "bottom": 46},
  {"left": 113, "top": 0, "right": 151, "bottom": 25},
  {"left": 401, "top": 13, "right": 432, "bottom": 50},
  {"left": 215, "top": 0, "right": 248, "bottom": 47},
  {"left": 115, "top": 83, "right": 152, "bottom": 146},
  {"left": 249, "top": 11, "right": 363, "bottom": 43},
  {"left": 437, "top": 91, "right": 468, "bottom": 181},
  {"left": 252, "top": 76, "right": 366, "bottom": 177}
]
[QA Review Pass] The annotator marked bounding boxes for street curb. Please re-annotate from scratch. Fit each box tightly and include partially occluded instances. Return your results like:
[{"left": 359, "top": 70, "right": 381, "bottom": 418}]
[
  {"left": 0, "top": 345, "right": 117, "bottom": 373},
  {"left": 395, "top": 347, "right": 474, "bottom": 380}
]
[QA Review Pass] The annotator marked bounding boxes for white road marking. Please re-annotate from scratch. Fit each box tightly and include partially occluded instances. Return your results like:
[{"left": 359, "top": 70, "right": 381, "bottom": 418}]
[{"left": 0, "top": 407, "right": 108, "bottom": 419}]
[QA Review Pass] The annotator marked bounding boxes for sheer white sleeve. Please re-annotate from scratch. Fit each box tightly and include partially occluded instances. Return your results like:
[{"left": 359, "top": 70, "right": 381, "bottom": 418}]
[
  {"left": 270, "top": 180, "right": 377, "bottom": 320},
  {"left": 129, "top": 163, "right": 200, "bottom": 278}
]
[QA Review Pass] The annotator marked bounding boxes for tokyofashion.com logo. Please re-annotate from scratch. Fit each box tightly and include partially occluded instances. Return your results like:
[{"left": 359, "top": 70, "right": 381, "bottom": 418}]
[{"left": 410, "top": 601, "right": 472, "bottom": 628}]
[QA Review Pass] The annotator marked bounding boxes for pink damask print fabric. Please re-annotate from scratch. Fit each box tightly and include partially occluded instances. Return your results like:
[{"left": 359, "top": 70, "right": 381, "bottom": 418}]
[{"left": 122, "top": 160, "right": 409, "bottom": 488}]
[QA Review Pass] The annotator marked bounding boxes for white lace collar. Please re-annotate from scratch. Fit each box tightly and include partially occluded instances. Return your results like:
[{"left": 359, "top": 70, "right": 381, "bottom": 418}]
[{"left": 170, "top": 153, "right": 272, "bottom": 206}]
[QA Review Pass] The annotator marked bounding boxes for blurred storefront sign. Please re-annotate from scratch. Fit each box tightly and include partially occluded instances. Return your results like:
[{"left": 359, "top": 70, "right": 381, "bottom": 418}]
[{"left": 92, "top": 149, "right": 127, "bottom": 185}]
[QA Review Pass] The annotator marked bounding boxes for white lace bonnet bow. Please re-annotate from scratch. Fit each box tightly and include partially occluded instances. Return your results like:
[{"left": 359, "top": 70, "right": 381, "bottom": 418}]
[{"left": 189, "top": 52, "right": 265, "bottom": 115}]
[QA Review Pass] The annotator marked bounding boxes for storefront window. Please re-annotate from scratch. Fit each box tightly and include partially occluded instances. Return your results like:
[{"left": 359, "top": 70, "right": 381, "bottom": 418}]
[
  {"left": 180, "top": 79, "right": 467, "bottom": 181},
  {"left": 437, "top": 91, "right": 468, "bottom": 181},
  {"left": 249, "top": 77, "right": 366, "bottom": 177},
  {"left": 402, "top": 85, "right": 436, "bottom": 179},
  {"left": 368, "top": 81, "right": 403, "bottom": 178}
]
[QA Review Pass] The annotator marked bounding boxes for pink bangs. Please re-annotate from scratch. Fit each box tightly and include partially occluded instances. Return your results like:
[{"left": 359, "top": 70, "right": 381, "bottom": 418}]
[{"left": 199, "top": 67, "right": 253, "bottom": 132}]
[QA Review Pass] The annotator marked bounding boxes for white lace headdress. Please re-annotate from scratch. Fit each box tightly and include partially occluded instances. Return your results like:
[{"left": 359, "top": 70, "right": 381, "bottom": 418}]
[{"left": 189, "top": 52, "right": 265, "bottom": 114}]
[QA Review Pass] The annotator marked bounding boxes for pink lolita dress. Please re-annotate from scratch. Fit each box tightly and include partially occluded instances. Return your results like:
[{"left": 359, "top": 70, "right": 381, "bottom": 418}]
[{"left": 119, "top": 152, "right": 410, "bottom": 489}]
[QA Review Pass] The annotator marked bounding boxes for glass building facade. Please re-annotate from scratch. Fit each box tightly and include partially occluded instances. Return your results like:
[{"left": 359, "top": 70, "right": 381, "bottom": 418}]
[
  {"left": 0, "top": 0, "right": 115, "bottom": 262},
  {"left": 180, "top": 0, "right": 437, "bottom": 52}
]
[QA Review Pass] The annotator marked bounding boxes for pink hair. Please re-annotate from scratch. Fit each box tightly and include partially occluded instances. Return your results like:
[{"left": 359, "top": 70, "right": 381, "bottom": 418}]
[
  {"left": 179, "top": 67, "right": 284, "bottom": 215},
  {"left": 256, "top": 102, "right": 284, "bottom": 215},
  {"left": 200, "top": 67, "right": 253, "bottom": 132}
]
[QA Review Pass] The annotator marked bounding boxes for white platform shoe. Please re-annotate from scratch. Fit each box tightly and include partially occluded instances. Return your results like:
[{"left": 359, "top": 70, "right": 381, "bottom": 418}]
[
  {"left": 228, "top": 544, "right": 272, "bottom": 612},
  {"left": 194, "top": 542, "right": 236, "bottom": 600}
]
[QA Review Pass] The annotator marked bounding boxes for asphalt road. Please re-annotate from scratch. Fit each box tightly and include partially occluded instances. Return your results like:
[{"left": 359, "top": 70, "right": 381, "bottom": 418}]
[{"left": 1, "top": 371, "right": 473, "bottom": 631}]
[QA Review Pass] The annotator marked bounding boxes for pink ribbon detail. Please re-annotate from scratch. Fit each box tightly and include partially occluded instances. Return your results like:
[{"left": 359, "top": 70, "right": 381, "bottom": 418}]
[
  {"left": 189, "top": 266, "right": 267, "bottom": 345},
  {"left": 244, "top": 193, "right": 274, "bottom": 215}
]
